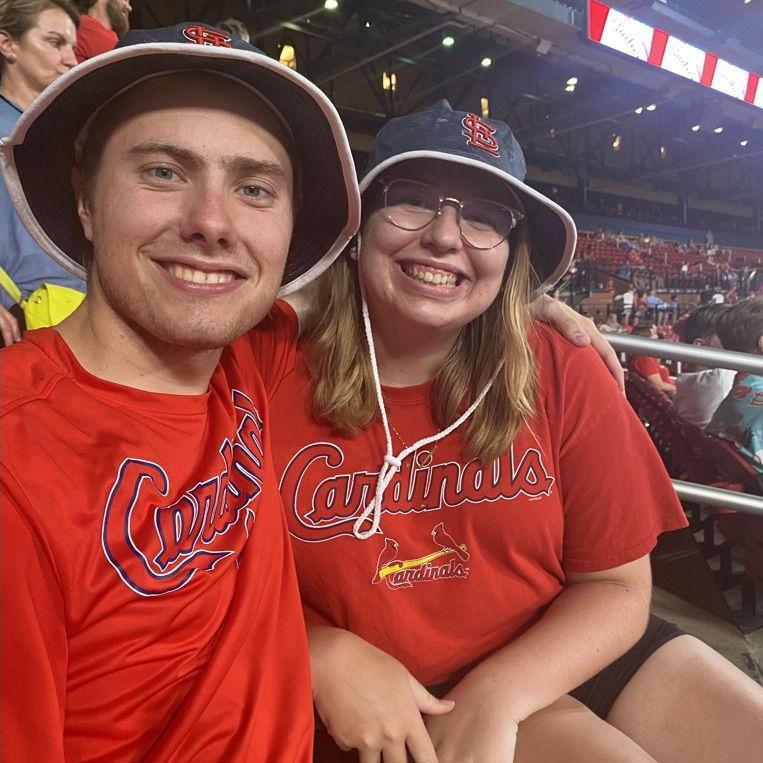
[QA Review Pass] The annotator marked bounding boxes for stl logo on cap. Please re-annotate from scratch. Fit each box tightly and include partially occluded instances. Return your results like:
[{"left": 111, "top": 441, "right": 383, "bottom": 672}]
[
  {"left": 182, "top": 25, "right": 233, "bottom": 47},
  {"left": 461, "top": 113, "right": 500, "bottom": 158}
]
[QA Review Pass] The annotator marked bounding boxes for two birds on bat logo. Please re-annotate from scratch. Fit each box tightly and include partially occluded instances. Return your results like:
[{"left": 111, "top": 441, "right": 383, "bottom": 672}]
[{"left": 373, "top": 522, "right": 470, "bottom": 590}]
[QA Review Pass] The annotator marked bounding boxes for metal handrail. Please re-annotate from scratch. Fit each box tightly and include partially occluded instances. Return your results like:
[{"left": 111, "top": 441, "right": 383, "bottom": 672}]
[
  {"left": 604, "top": 335, "right": 763, "bottom": 516},
  {"left": 673, "top": 481, "right": 763, "bottom": 517},
  {"left": 604, "top": 334, "right": 763, "bottom": 375}
]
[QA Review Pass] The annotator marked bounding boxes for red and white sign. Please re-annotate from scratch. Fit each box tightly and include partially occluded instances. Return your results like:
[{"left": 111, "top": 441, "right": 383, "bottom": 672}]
[
  {"left": 661, "top": 36, "right": 705, "bottom": 83},
  {"left": 588, "top": 0, "right": 761, "bottom": 110}
]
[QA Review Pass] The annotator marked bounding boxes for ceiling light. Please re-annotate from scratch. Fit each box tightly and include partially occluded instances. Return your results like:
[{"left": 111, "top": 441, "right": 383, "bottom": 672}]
[
  {"left": 442, "top": 35, "right": 455, "bottom": 47},
  {"left": 691, "top": 124, "right": 700, "bottom": 131},
  {"left": 714, "top": 126, "right": 723, "bottom": 133},
  {"left": 480, "top": 97, "right": 490, "bottom": 118},
  {"left": 660, "top": 144, "right": 667, "bottom": 159},
  {"left": 740, "top": 139, "right": 749, "bottom": 146},
  {"left": 634, "top": 106, "right": 644, "bottom": 114},
  {"left": 365, "top": 21, "right": 370, "bottom": 28},
  {"left": 612, "top": 134, "right": 622, "bottom": 151},
  {"left": 324, "top": 0, "right": 338, "bottom": 10},
  {"left": 565, "top": 84, "right": 575, "bottom": 92},
  {"left": 646, "top": 103, "right": 657, "bottom": 111},
  {"left": 744, "top": 0, "right": 751, "bottom": 5},
  {"left": 566, "top": 76, "right": 578, "bottom": 85},
  {"left": 481, "top": 57, "right": 492, "bottom": 68},
  {"left": 382, "top": 72, "right": 397, "bottom": 92}
]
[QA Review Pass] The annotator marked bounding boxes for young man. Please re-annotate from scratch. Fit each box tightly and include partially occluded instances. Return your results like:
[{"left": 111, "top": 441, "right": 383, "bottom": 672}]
[
  {"left": 0, "top": 24, "right": 359, "bottom": 760},
  {"left": 74, "top": 0, "right": 130, "bottom": 62},
  {"left": 673, "top": 303, "right": 734, "bottom": 428}
]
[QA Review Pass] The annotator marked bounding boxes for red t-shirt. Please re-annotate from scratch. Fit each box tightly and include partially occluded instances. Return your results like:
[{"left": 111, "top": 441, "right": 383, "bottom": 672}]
[
  {"left": 265, "top": 302, "right": 687, "bottom": 686},
  {"left": 0, "top": 320, "right": 313, "bottom": 761},
  {"left": 629, "top": 354, "right": 673, "bottom": 385},
  {"left": 75, "top": 14, "right": 118, "bottom": 63}
]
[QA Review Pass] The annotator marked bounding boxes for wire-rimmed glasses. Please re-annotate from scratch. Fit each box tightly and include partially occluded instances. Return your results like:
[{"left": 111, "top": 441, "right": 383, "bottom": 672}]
[{"left": 380, "top": 178, "right": 524, "bottom": 250}]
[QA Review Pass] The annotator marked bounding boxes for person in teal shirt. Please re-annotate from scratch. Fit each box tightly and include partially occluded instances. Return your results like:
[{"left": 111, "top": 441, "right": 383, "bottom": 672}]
[{"left": 708, "top": 297, "right": 763, "bottom": 472}]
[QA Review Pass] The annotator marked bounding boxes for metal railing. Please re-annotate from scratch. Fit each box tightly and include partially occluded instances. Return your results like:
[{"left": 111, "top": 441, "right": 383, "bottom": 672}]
[
  {"left": 603, "top": 334, "right": 763, "bottom": 516},
  {"left": 604, "top": 334, "right": 763, "bottom": 375}
]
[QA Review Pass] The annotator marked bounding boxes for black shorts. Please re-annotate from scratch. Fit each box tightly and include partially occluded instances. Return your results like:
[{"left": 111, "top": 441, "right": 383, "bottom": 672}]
[{"left": 568, "top": 614, "right": 685, "bottom": 718}]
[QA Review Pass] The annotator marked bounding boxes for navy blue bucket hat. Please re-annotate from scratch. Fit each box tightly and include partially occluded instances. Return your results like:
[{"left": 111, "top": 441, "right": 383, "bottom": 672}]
[
  {"left": 0, "top": 23, "right": 360, "bottom": 296},
  {"left": 360, "top": 100, "right": 576, "bottom": 292}
]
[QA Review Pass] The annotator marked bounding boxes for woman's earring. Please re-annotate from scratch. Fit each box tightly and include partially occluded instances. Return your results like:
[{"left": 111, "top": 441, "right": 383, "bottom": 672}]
[{"left": 6, "top": 54, "right": 16, "bottom": 63}]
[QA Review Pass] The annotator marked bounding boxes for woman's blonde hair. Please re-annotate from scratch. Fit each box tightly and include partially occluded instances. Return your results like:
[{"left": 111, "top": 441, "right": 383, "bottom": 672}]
[{"left": 305, "top": 206, "right": 539, "bottom": 463}]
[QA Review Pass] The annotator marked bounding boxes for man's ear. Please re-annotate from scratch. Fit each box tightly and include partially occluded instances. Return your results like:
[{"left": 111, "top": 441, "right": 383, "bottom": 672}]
[
  {"left": 71, "top": 166, "right": 94, "bottom": 243},
  {"left": 758, "top": 333, "right": 763, "bottom": 355}
]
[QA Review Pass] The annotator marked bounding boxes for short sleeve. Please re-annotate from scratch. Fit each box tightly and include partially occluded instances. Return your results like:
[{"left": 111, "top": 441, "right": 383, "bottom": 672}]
[
  {"left": 538, "top": 333, "right": 688, "bottom": 573},
  {"left": 244, "top": 300, "right": 300, "bottom": 398},
  {"left": 0, "top": 468, "right": 68, "bottom": 761},
  {"left": 629, "top": 355, "right": 660, "bottom": 378}
]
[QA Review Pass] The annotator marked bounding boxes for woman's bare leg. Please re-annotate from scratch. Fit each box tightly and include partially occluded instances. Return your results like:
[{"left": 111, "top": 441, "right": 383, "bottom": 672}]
[
  {"left": 514, "top": 695, "right": 657, "bottom": 763},
  {"left": 607, "top": 634, "right": 763, "bottom": 763}
]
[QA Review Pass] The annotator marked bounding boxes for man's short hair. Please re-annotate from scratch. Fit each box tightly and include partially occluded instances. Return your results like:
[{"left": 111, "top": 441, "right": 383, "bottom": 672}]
[
  {"left": 675, "top": 303, "right": 728, "bottom": 344},
  {"left": 631, "top": 323, "right": 655, "bottom": 338},
  {"left": 716, "top": 297, "right": 763, "bottom": 354}
]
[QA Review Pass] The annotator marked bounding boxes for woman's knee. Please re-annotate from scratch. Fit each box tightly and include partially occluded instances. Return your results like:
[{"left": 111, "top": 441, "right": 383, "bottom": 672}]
[{"left": 514, "top": 695, "right": 657, "bottom": 763}]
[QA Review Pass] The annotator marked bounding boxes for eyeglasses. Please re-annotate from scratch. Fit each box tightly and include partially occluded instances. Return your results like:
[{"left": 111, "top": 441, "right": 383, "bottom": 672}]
[{"left": 380, "top": 178, "right": 524, "bottom": 250}]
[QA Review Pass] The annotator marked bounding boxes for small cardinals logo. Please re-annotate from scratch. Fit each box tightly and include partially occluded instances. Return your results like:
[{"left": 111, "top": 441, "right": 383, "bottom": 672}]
[
  {"left": 461, "top": 113, "right": 500, "bottom": 157},
  {"left": 372, "top": 522, "right": 470, "bottom": 590},
  {"left": 182, "top": 25, "right": 233, "bottom": 48}
]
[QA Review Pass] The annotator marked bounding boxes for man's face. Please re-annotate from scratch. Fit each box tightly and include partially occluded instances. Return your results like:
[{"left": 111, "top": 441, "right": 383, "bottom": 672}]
[
  {"left": 106, "top": 0, "right": 131, "bottom": 36},
  {"left": 77, "top": 73, "right": 294, "bottom": 352}
]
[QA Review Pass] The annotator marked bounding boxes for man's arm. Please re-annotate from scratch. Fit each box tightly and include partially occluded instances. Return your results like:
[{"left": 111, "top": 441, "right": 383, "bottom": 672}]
[
  {"left": 529, "top": 295, "right": 625, "bottom": 392},
  {"left": 645, "top": 372, "right": 676, "bottom": 394},
  {"left": 1, "top": 478, "right": 68, "bottom": 761}
]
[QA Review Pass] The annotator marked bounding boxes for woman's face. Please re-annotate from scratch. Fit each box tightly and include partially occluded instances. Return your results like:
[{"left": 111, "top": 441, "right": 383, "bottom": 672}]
[
  {"left": 358, "top": 161, "right": 517, "bottom": 337},
  {"left": 2, "top": 7, "right": 76, "bottom": 95}
]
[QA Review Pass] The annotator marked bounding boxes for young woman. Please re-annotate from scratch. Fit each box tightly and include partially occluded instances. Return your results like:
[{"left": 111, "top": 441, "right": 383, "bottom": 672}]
[{"left": 261, "top": 100, "right": 763, "bottom": 763}]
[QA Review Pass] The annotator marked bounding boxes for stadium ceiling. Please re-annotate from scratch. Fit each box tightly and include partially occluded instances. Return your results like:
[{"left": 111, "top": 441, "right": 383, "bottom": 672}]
[{"left": 132, "top": 0, "right": 763, "bottom": 214}]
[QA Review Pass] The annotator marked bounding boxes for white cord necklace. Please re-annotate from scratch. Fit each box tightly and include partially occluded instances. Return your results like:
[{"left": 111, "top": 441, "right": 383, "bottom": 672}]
[{"left": 353, "top": 235, "right": 503, "bottom": 540}]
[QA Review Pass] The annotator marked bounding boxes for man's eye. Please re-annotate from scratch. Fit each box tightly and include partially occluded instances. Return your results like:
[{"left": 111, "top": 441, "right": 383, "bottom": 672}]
[
  {"left": 150, "top": 167, "right": 178, "bottom": 181},
  {"left": 241, "top": 185, "right": 273, "bottom": 201}
]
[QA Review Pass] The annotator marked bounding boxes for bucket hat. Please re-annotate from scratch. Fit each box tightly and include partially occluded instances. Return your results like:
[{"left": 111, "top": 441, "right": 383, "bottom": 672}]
[
  {"left": 0, "top": 22, "right": 360, "bottom": 296},
  {"left": 360, "top": 99, "right": 576, "bottom": 292}
]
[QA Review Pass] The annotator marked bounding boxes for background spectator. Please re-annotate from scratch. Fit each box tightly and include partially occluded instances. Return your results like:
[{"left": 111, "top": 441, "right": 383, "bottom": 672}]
[
  {"left": 74, "top": 0, "right": 129, "bottom": 62},
  {"left": 0, "top": 0, "right": 83, "bottom": 345},
  {"left": 673, "top": 304, "right": 735, "bottom": 428},
  {"left": 627, "top": 323, "right": 676, "bottom": 394},
  {"left": 708, "top": 297, "right": 763, "bottom": 470}
]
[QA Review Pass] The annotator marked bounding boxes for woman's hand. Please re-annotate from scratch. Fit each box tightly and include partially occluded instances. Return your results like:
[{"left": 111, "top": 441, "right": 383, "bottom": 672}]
[
  {"left": 530, "top": 295, "right": 624, "bottom": 392},
  {"left": 425, "top": 673, "right": 519, "bottom": 763},
  {"left": 309, "top": 627, "right": 454, "bottom": 763},
  {"left": 0, "top": 305, "right": 21, "bottom": 346}
]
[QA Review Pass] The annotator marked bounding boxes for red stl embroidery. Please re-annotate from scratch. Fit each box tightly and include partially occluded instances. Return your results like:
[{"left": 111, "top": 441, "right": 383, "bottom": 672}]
[
  {"left": 182, "top": 26, "right": 233, "bottom": 48},
  {"left": 461, "top": 114, "right": 500, "bottom": 157}
]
